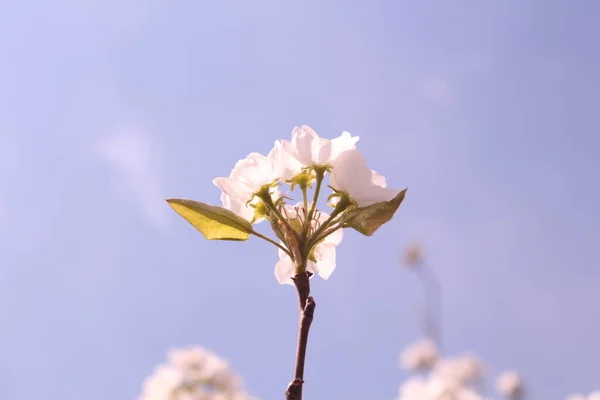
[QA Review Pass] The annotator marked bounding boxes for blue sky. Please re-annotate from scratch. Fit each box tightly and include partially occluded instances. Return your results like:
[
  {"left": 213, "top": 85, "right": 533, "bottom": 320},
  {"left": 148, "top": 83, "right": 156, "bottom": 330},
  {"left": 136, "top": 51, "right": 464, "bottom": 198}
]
[{"left": 1, "top": 1, "right": 599, "bottom": 399}]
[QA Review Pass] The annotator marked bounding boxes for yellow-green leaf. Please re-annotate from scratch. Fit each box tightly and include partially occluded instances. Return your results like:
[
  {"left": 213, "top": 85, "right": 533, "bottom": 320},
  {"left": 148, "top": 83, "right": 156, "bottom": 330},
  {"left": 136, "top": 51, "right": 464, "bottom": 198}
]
[
  {"left": 166, "top": 198, "right": 252, "bottom": 241},
  {"left": 340, "top": 189, "right": 407, "bottom": 236}
]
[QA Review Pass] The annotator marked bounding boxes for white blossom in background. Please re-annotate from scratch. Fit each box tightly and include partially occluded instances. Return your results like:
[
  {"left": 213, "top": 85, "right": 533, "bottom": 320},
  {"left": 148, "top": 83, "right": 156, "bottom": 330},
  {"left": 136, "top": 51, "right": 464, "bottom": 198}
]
[
  {"left": 395, "top": 339, "right": 498, "bottom": 400},
  {"left": 567, "top": 392, "right": 600, "bottom": 400},
  {"left": 398, "top": 375, "right": 483, "bottom": 400},
  {"left": 400, "top": 338, "right": 439, "bottom": 370},
  {"left": 431, "top": 354, "right": 483, "bottom": 387},
  {"left": 139, "top": 365, "right": 182, "bottom": 400},
  {"left": 138, "top": 346, "right": 258, "bottom": 400},
  {"left": 395, "top": 245, "right": 519, "bottom": 400},
  {"left": 495, "top": 370, "right": 522, "bottom": 398}
]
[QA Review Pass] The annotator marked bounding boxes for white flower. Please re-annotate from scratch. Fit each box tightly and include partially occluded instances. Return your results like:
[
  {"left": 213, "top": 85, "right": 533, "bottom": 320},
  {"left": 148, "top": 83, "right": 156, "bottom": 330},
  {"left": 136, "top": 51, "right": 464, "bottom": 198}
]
[
  {"left": 568, "top": 393, "right": 600, "bottom": 400},
  {"left": 139, "top": 346, "right": 257, "bottom": 400},
  {"left": 138, "top": 365, "right": 182, "bottom": 400},
  {"left": 213, "top": 152, "right": 279, "bottom": 223},
  {"left": 431, "top": 354, "right": 483, "bottom": 387},
  {"left": 495, "top": 370, "right": 522, "bottom": 397},
  {"left": 274, "top": 204, "right": 343, "bottom": 284},
  {"left": 168, "top": 347, "right": 238, "bottom": 388},
  {"left": 330, "top": 149, "right": 400, "bottom": 207},
  {"left": 588, "top": 392, "right": 600, "bottom": 400},
  {"left": 399, "top": 338, "right": 439, "bottom": 370},
  {"left": 398, "top": 376, "right": 482, "bottom": 400},
  {"left": 269, "top": 125, "right": 359, "bottom": 181}
]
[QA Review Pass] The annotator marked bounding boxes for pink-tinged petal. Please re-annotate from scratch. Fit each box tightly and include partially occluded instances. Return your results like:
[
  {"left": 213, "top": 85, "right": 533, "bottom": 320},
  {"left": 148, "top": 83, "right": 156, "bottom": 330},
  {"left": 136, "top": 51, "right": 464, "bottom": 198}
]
[
  {"left": 213, "top": 177, "right": 252, "bottom": 201},
  {"left": 370, "top": 169, "right": 387, "bottom": 188},
  {"left": 312, "top": 244, "right": 337, "bottom": 280},
  {"left": 359, "top": 186, "right": 401, "bottom": 207},
  {"left": 356, "top": 186, "right": 400, "bottom": 207},
  {"left": 324, "top": 225, "right": 343, "bottom": 246},
  {"left": 229, "top": 153, "right": 262, "bottom": 180},
  {"left": 231, "top": 153, "right": 274, "bottom": 187},
  {"left": 330, "top": 149, "right": 372, "bottom": 192},
  {"left": 331, "top": 149, "right": 399, "bottom": 207},
  {"left": 328, "top": 131, "right": 359, "bottom": 161},
  {"left": 313, "top": 137, "right": 331, "bottom": 164},
  {"left": 268, "top": 140, "right": 302, "bottom": 181},
  {"left": 274, "top": 250, "right": 295, "bottom": 285},
  {"left": 291, "top": 125, "right": 319, "bottom": 166},
  {"left": 305, "top": 259, "right": 318, "bottom": 277},
  {"left": 220, "top": 192, "right": 255, "bottom": 222},
  {"left": 313, "top": 210, "right": 344, "bottom": 246}
]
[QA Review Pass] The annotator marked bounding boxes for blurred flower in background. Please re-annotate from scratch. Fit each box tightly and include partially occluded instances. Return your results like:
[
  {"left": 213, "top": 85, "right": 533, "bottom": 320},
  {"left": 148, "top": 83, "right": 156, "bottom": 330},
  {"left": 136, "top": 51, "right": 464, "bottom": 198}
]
[
  {"left": 138, "top": 346, "right": 258, "bottom": 400},
  {"left": 495, "top": 370, "right": 522, "bottom": 398},
  {"left": 399, "top": 338, "right": 439, "bottom": 371},
  {"left": 402, "top": 242, "right": 424, "bottom": 268},
  {"left": 567, "top": 392, "right": 600, "bottom": 400}
]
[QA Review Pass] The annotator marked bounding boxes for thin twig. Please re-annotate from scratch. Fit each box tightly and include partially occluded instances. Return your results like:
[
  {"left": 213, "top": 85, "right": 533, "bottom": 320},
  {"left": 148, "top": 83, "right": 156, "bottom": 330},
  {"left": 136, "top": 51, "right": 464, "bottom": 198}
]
[
  {"left": 285, "top": 272, "right": 315, "bottom": 400},
  {"left": 250, "top": 229, "right": 291, "bottom": 257},
  {"left": 302, "top": 169, "right": 324, "bottom": 240},
  {"left": 416, "top": 265, "right": 442, "bottom": 350}
]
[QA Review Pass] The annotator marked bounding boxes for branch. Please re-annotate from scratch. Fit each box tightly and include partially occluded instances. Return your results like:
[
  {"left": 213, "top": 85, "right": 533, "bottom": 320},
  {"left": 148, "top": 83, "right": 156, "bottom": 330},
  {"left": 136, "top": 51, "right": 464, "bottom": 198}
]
[
  {"left": 285, "top": 272, "right": 316, "bottom": 400},
  {"left": 416, "top": 266, "right": 443, "bottom": 350}
]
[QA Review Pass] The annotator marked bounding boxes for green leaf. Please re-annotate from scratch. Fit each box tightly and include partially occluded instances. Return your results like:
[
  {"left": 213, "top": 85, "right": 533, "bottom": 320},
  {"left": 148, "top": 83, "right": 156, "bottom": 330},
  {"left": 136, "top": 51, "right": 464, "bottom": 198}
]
[
  {"left": 340, "top": 189, "right": 407, "bottom": 236},
  {"left": 166, "top": 198, "right": 252, "bottom": 241}
]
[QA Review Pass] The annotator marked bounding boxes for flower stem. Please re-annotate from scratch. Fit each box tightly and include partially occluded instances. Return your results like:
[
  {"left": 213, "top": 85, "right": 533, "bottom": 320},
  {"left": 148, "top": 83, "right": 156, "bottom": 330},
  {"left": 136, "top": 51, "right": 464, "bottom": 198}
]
[
  {"left": 301, "top": 184, "right": 309, "bottom": 213},
  {"left": 306, "top": 212, "right": 341, "bottom": 252},
  {"left": 415, "top": 265, "right": 443, "bottom": 350},
  {"left": 306, "top": 222, "right": 344, "bottom": 256},
  {"left": 260, "top": 192, "right": 297, "bottom": 238},
  {"left": 250, "top": 229, "right": 292, "bottom": 257},
  {"left": 285, "top": 272, "right": 315, "bottom": 400},
  {"left": 302, "top": 169, "right": 325, "bottom": 240}
]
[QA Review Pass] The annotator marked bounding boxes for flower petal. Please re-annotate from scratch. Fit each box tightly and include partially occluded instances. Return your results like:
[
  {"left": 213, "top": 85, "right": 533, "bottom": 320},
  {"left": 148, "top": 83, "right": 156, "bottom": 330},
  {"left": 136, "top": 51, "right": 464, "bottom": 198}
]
[
  {"left": 324, "top": 225, "right": 344, "bottom": 246},
  {"left": 291, "top": 125, "right": 321, "bottom": 166},
  {"left": 213, "top": 177, "right": 252, "bottom": 202},
  {"left": 230, "top": 152, "right": 274, "bottom": 187},
  {"left": 314, "top": 210, "right": 344, "bottom": 246},
  {"left": 268, "top": 140, "right": 302, "bottom": 181},
  {"left": 312, "top": 243, "right": 337, "bottom": 280},
  {"left": 274, "top": 248, "right": 295, "bottom": 285},
  {"left": 220, "top": 192, "right": 255, "bottom": 222},
  {"left": 331, "top": 149, "right": 400, "bottom": 207},
  {"left": 370, "top": 169, "right": 387, "bottom": 187},
  {"left": 330, "top": 149, "right": 372, "bottom": 192},
  {"left": 355, "top": 185, "right": 400, "bottom": 207},
  {"left": 328, "top": 131, "right": 359, "bottom": 161}
]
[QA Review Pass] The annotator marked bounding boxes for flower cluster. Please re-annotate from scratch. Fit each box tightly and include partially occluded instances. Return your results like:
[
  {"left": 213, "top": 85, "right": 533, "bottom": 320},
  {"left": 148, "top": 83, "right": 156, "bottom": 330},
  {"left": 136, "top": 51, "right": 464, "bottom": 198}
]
[
  {"left": 396, "top": 245, "right": 523, "bottom": 400},
  {"left": 495, "top": 371, "right": 522, "bottom": 398},
  {"left": 397, "top": 336, "right": 530, "bottom": 400},
  {"left": 138, "top": 346, "right": 258, "bottom": 400},
  {"left": 399, "top": 338, "right": 438, "bottom": 370},
  {"left": 209, "top": 125, "right": 404, "bottom": 284},
  {"left": 397, "top": 343, "right": 488, "bottom": 400}
]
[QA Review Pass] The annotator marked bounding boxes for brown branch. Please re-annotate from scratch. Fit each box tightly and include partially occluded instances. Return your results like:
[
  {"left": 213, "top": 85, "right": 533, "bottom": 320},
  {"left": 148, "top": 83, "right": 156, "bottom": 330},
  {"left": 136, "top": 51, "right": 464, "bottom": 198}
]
[
  {"left": 416, "top": 266, "right": 443, "bottom": 350},
  {"left": 285, "top": 272, "right": 316, "bottom": 400}
]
